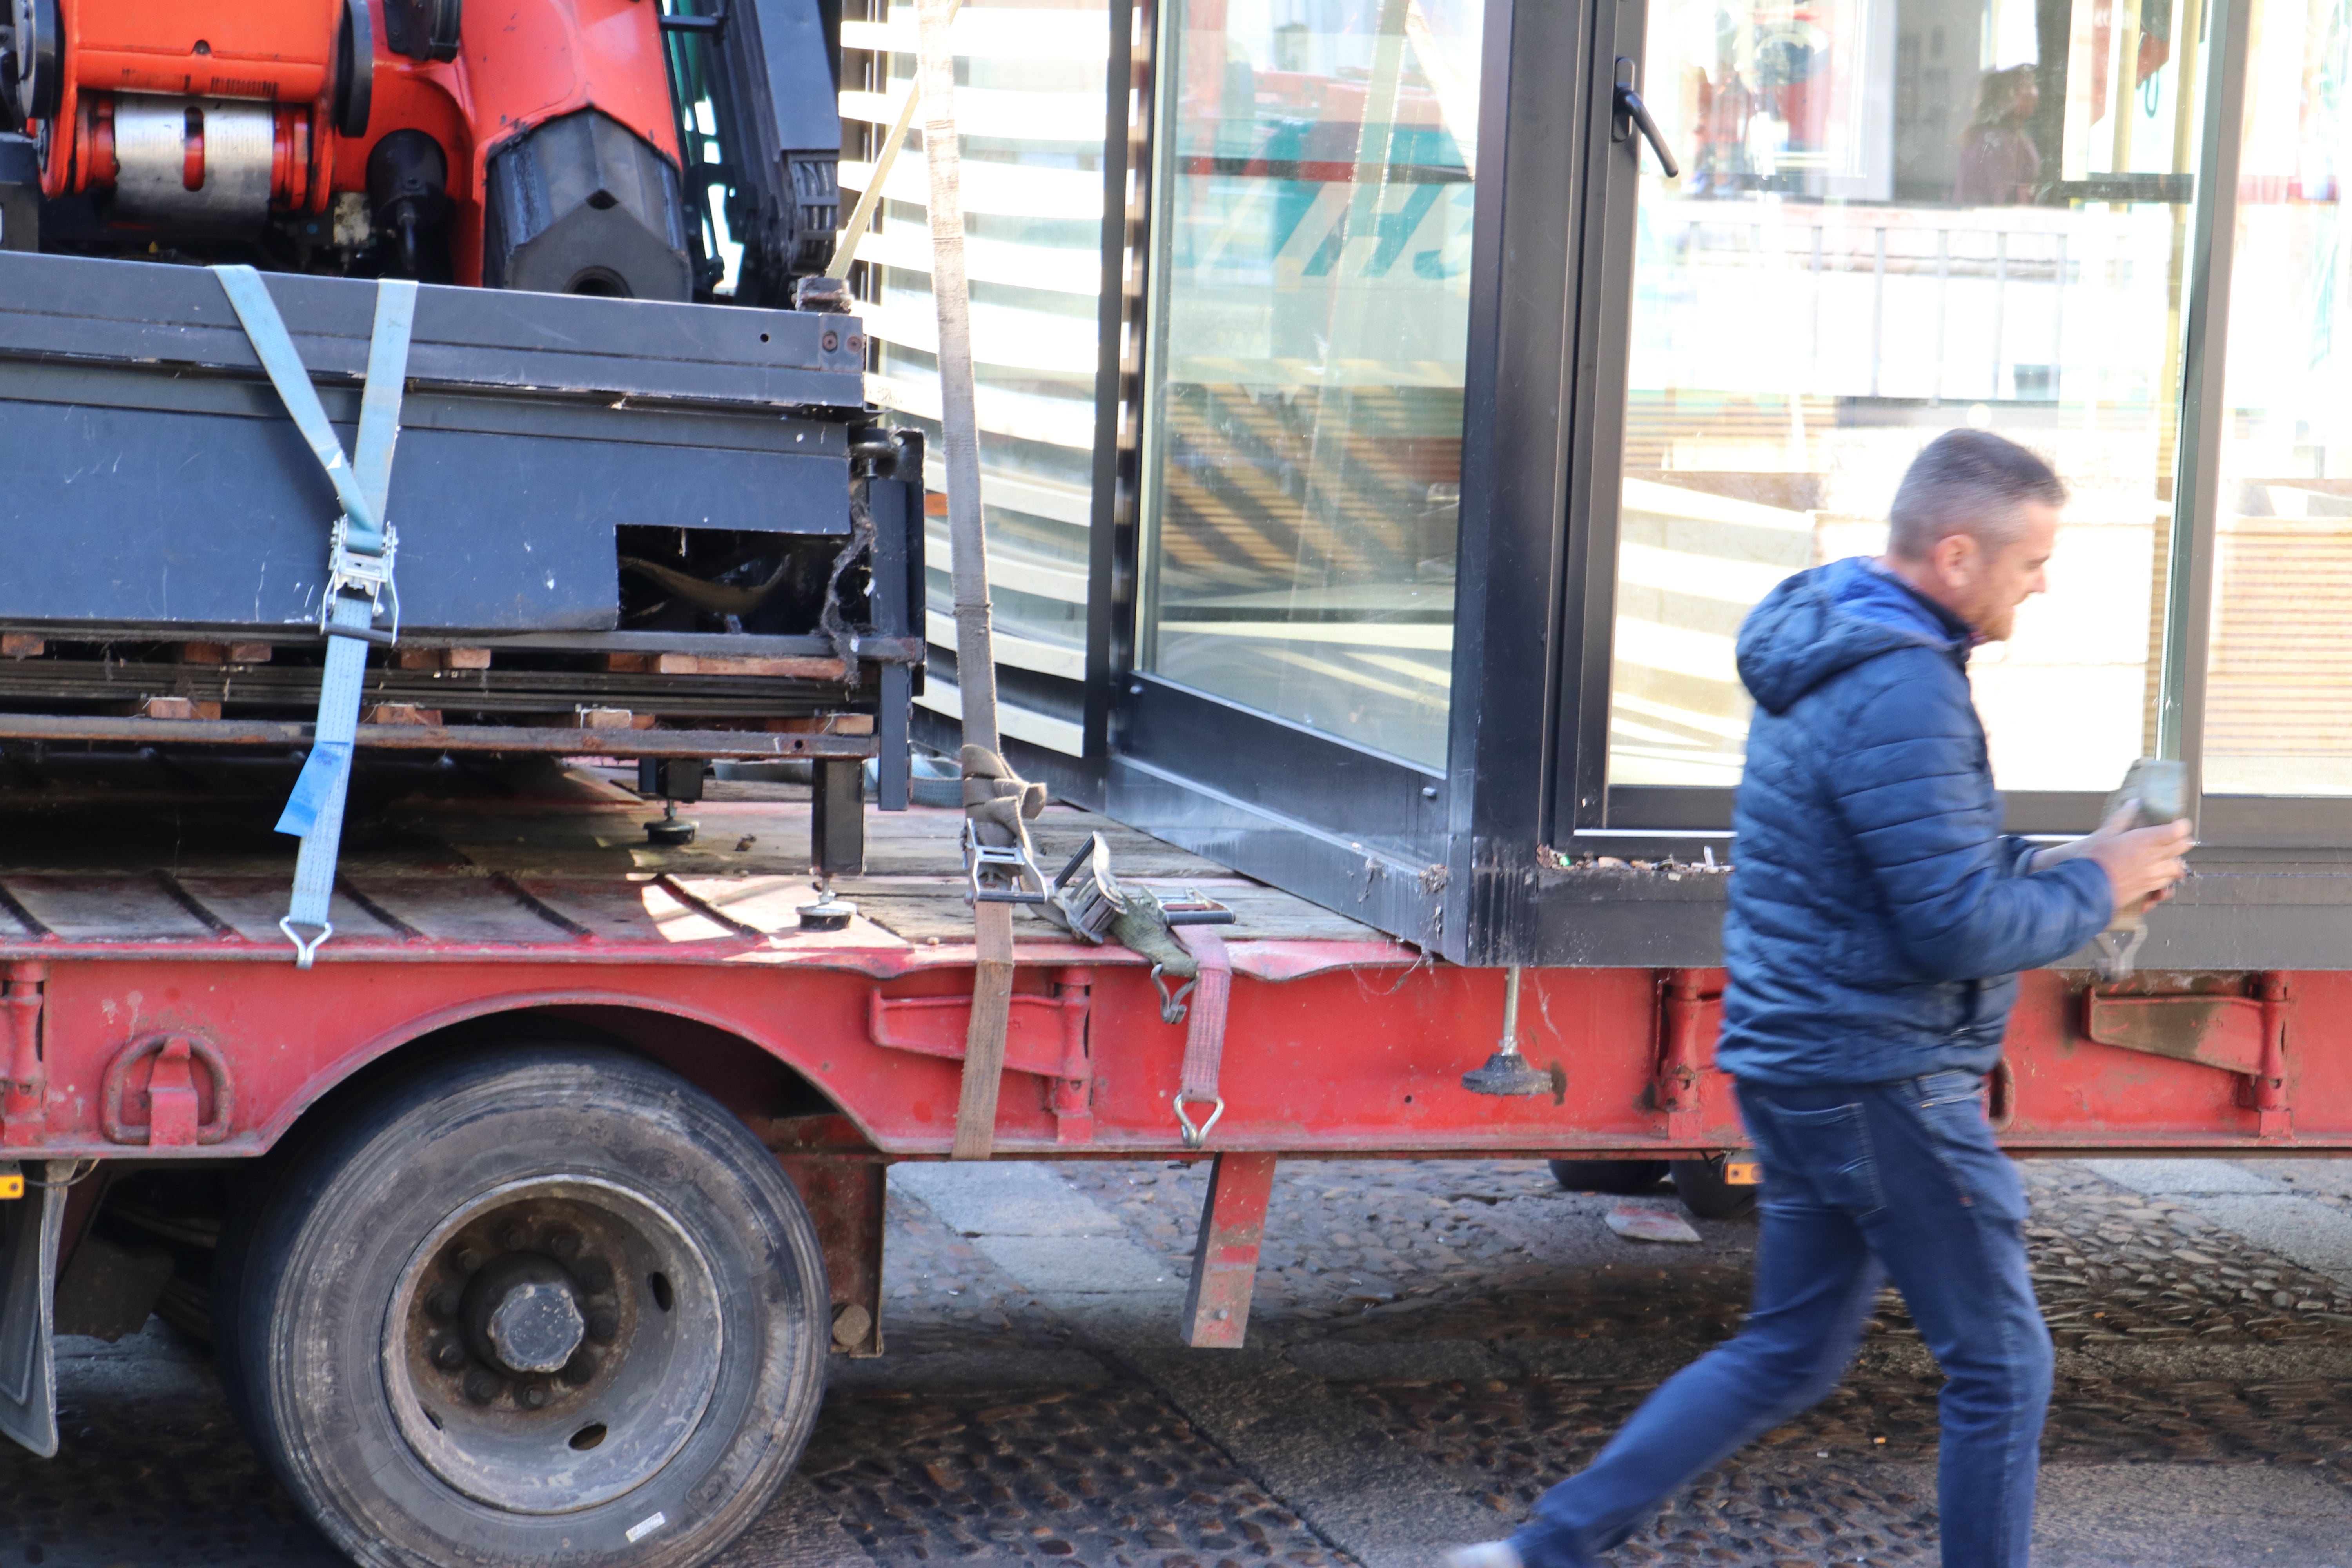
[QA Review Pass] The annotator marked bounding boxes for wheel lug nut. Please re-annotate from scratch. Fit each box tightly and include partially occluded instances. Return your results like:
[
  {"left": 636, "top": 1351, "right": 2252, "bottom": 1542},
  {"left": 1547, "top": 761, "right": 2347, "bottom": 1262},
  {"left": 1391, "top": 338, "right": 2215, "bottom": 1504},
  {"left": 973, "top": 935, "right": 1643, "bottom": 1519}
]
[
  {"left": 499, "top": 1223, "right": 531, "bottom": 1252},
  {"left": 547, "top": 1228, "right": 582, "bottom": 1259},
  {"left": 561, "top": 1350, "right": 598, "bottom": 1386},
  {"left": 520, "top": 1383, "right": 550, "bottom": 1410},
  {"left": 575, "top": 1261, "right": 614, "bottom": 1294},
  {"left": 462, "top": 1368, "right": 501, "bottom": 1405},
  {"left": 430, "top": 1336, "right": 466, "bottom": 1371},
  {"left": 452, "top": 1246, "right": 482, "bottom": 1275},
  {"left": 426, "top": 1287, "right": 461, "bottom": 1320},
  {"left": 586, "top": 1308, "right": 620, "bottom": 1345}
]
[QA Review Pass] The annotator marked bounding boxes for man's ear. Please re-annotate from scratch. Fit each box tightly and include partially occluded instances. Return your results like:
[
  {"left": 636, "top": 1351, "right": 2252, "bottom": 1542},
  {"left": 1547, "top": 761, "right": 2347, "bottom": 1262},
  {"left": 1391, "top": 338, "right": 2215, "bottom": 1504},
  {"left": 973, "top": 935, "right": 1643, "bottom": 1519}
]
[{"left": 1930, "top": 531, "right": 1980, "bottom": 586}]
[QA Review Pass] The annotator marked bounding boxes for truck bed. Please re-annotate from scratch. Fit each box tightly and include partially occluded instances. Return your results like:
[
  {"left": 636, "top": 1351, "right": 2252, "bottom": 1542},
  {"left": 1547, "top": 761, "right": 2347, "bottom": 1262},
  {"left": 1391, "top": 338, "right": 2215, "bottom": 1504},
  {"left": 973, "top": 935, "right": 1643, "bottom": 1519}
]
[{"left": 0, "top": 750, "right": 1393, "bottom": 965}]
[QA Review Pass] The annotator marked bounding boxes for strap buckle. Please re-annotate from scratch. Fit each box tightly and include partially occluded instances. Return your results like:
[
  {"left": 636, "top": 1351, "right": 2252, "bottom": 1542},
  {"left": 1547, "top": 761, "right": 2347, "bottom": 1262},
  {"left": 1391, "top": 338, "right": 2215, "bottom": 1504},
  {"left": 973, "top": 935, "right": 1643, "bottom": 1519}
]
[
  {"left": 960, "top": 820, "right": 1049, "bottom": 905},
  {"left": 322, "top": 515, "right": 400, "bottom": 640},
  {"left": 1174, "top": 1091, "right": 1224, "bottom": 1150}
]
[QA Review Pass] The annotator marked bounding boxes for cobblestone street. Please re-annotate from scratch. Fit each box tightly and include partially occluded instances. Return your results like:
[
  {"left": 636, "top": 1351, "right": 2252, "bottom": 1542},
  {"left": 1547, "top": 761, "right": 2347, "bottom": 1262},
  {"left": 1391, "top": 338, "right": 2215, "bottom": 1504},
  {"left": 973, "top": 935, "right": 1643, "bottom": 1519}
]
[{"left": 5, "top": 1156, "right": 2352, "bottom": 1568}]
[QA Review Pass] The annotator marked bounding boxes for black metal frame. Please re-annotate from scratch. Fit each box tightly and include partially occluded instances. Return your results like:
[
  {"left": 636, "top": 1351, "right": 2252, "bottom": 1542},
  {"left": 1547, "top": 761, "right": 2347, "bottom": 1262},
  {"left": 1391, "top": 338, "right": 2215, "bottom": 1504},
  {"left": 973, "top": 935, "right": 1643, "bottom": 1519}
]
[
  {"left": 1082, "top": 0, "right": 1526, "bottom": 951},
  {"left": 1499, "top": 0, "right": 2290, "bottom": 959},
  {"left": 1066, "top": 0, "right": 2322, "bottom": 965},
  {"left": 1540, "top": 0, "right": 2256, "bottom": 858}
]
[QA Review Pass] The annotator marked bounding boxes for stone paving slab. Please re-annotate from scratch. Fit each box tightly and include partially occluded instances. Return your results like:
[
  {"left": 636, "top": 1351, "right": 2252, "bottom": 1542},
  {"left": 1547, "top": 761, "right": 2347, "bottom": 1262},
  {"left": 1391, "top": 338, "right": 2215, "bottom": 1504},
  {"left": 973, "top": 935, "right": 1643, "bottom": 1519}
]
[
  {"left": 2082, "top": 1157, "right": 2352, "bottom": 1291},
  {"left": 1895, "top": 1461, "right": 2352, "bottom": 1568}
]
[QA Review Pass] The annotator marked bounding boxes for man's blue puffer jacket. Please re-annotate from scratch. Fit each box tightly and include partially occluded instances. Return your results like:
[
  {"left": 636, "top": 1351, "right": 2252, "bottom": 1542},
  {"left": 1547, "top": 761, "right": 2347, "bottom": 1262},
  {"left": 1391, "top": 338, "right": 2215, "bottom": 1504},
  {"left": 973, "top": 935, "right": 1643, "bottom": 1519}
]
[{"left": 1715, "top": 556, "right": 2114, "bottom": 1086}]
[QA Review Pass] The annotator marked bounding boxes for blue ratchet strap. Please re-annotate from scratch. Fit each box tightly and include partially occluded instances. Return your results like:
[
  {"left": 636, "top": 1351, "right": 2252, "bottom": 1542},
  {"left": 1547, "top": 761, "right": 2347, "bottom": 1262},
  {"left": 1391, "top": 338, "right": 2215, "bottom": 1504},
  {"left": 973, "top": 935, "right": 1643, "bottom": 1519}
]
[{"left": 212, "top": 266, "right": 418, "bottom": 969}]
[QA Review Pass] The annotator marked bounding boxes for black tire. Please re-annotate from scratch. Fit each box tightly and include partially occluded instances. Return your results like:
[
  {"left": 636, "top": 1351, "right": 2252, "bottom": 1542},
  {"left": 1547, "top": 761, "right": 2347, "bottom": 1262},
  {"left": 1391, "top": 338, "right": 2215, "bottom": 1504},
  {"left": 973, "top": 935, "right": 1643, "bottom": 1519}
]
[
  {"left": 1671, "top": 1157, "right": 1760, "bottom": 1220},
  {"left": 1548, "top": 1158, "right": 1672, "bottom": 1195},
  {"left": 229, "top": 1043, "right": 829, "bottom": 1568}
]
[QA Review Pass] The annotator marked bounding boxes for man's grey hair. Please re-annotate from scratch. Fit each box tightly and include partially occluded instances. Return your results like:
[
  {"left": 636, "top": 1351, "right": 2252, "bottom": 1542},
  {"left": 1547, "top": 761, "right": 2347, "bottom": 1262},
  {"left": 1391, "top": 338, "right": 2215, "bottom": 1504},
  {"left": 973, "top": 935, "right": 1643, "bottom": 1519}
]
[{"left": 1887, "top": 429, "right": 2067, "bottom": 560}]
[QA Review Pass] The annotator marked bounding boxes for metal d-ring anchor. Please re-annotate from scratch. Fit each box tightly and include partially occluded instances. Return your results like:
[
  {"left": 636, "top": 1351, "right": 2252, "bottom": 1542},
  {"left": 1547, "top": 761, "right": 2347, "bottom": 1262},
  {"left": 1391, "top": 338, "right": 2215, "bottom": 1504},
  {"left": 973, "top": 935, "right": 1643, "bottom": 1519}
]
[
  {"left": 2092, "top": 924, "right": 2148, "bottom": 981},
  {"left": 1174, "top": 1091, "right": 1224, "bottom": 1150},
  {"left": 1150, "top": 962, "right": 1196, "bottom": 1026},
  {"left": 279, "top": 915, "right": 335, "bottom": 971}
]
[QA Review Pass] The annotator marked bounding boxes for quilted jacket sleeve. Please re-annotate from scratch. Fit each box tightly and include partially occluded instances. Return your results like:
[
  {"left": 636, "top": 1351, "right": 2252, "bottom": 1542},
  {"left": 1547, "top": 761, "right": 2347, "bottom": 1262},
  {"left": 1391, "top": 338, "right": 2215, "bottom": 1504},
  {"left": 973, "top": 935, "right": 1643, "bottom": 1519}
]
[{"left": 1829, "top": 651, "right": 2114, "bottom": 980}]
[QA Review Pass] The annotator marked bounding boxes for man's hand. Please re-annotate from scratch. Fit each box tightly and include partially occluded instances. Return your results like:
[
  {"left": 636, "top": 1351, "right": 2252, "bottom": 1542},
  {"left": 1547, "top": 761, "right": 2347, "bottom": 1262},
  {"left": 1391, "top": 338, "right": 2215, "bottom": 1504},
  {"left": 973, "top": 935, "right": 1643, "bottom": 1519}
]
[{"left": 2036, "top": 801, "right": 2192, "bottom": 913}]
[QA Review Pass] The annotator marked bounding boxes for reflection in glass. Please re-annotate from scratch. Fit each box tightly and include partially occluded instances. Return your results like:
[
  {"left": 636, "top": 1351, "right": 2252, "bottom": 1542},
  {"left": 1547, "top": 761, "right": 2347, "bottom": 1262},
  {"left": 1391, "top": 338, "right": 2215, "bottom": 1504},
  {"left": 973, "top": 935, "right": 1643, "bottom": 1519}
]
[
  {"left": 1608, "top": 0, "right": 2207, "bottom": 797},
  {"left": 2203, "top": 0, "right": 2352, "bottom": 793},
  {"left": 1138, "top": 0, "right": 1483, "bottom": 769}
]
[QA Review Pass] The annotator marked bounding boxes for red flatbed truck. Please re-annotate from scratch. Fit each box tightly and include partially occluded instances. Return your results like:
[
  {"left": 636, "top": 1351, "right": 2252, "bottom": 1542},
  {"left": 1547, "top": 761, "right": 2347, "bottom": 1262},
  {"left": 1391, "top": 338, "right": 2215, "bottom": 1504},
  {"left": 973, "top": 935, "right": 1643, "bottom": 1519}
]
[
  {"left": 0, "top": 749, "right": 2345, "bottom": 1568},
  {"left": 9, "top": 0, "right": 2352, "bottom": 1564}
]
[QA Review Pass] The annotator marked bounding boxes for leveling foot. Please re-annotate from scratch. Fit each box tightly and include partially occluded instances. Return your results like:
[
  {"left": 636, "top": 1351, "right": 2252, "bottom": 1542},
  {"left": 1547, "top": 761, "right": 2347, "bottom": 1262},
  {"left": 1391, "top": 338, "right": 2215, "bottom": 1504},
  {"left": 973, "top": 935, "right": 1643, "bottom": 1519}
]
[
  {"left": 1460, "top": 967, "right": 1552, "bottom": 1095},
  {"left": 1461, "top": 1048, "right": 1552, "bottom": 1096},
  {"left": 644, "top": 799, "right": 696, "bottom": 847}
]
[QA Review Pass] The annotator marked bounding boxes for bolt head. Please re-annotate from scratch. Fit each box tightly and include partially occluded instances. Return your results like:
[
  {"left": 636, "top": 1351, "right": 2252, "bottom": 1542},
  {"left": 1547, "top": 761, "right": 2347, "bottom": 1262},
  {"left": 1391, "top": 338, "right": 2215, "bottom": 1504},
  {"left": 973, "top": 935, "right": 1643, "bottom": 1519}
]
[
  {"left": 462, "top": 1367, "right": 501, "bottom": 1405},
  {"left": 498, "top": 1223, "right": 532, "bottom": 1252},
  {"left": 486, "top": 1281, "right": 586, "bottom": 1375},
  {"left": 520, "top": 1383, "right": 550, "bottom": 1410},
  {"left": 430, "top": 1336, "right": 466, "bottom": 1370},
  {"left": 561, "top": 1349, "right": 599, "bottom": 1386},
  {"left": 586, "top": 1307, "right": 621, "bottom": 1345},
  {"left": 451, "top": 1246, "right": 482, "bottom": 1275},
  {"left": 547, "top": 1228, "right": 583, "bottom": 1259},
  {"left": 426, "top": 1287, "right": 461, "bottom": 1320},
  {"left": 575, "top": 1260, "right": 615, "bottom": 1295}
]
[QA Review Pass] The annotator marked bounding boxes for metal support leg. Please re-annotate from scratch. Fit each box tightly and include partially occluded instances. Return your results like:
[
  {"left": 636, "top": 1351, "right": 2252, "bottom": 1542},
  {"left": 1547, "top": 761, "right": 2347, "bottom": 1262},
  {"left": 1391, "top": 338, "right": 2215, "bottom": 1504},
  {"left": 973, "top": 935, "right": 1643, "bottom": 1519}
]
[
  {"left": 1182, "top": 1151, "right": 1277, "bottom": 1349},
  {"left": 776, "top": 1154, "right": 887, "bottom": 1357},
  {"left": 812, "top": 758, "right": 867, "bottom": 877}
]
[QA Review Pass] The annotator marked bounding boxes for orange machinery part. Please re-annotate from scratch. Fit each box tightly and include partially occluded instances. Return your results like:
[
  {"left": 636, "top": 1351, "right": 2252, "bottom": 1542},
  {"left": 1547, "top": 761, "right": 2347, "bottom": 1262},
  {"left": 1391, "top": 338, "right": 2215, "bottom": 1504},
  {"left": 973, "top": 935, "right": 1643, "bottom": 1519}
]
[
  {"left": 34, "top": 0, "right": 684, "bottom": 286},
  {"left": 40, "top": 0, "right": 341, "bottom": 200},
  {"left": 60, "top": 0, "right": 342, "bottom": 98},
  {"left": 69, "top": 93, "right": 317, "bottom": 207}
]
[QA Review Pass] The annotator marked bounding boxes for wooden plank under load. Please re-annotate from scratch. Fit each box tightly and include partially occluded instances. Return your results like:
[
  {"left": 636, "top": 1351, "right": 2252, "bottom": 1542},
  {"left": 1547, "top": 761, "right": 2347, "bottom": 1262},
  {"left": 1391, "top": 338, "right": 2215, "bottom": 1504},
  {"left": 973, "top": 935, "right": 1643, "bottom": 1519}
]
[{"left": 0, "top": 252, "right": 926, "bottom": 767}]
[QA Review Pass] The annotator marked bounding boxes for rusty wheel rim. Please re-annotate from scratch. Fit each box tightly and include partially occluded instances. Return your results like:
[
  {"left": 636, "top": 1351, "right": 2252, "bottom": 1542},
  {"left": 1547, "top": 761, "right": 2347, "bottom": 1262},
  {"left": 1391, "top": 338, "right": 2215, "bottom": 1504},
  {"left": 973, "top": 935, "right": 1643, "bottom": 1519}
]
[{"left": 381, "top": 1175, "right": 724, "bottom": 1514}]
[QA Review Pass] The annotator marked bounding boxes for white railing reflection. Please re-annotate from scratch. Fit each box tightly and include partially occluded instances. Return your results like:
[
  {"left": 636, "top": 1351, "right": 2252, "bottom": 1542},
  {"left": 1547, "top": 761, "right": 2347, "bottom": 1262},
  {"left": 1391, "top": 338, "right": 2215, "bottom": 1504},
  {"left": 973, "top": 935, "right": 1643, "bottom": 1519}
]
[{"left": 1635, "top": 202, "right": 2189, "bottom": 412}]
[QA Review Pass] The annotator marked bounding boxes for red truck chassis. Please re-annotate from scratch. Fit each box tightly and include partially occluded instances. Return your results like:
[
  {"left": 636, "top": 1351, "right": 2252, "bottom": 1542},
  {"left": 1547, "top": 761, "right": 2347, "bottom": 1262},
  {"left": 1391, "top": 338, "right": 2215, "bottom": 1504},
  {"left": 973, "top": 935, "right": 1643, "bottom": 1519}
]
[
  {"left": 7, "top": 815, "right": 2345, "bottom": 1350},
  {"left": 0, "top": 775, "right": 2339, "bottom": 1568}
]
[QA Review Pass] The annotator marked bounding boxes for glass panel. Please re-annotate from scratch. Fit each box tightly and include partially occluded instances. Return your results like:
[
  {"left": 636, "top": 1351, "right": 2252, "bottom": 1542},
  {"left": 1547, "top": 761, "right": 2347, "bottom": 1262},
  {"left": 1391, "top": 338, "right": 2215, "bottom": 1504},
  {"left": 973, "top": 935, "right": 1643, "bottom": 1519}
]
[
  {"left": 2202, "top": 0, "right": 2352, "bottom": 793},
  {"left": 840, "top": 0, "right": 1114, "bottom": 756},
  {"left": 1137, "top": 0, "right": 1485, "bottom": 769},
  {"left": 1606, "top": 0, "right": 2210, "bottom": 796}
]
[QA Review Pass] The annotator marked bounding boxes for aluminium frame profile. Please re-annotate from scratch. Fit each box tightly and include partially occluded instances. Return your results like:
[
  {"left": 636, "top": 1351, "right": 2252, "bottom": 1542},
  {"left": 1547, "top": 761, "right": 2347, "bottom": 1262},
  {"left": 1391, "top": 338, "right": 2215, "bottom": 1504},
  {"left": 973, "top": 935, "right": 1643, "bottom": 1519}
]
[{"left": 1544, "top": 0, "right": 2258, "bottom": 859}]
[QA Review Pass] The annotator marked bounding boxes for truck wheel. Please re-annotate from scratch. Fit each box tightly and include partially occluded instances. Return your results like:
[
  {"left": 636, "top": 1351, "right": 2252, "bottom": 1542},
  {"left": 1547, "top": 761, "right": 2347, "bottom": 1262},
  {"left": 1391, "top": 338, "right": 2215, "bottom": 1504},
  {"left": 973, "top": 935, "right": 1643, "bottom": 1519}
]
[
  {"left": 229, "top": 1043, "right": 828, "bottom": 1568},
  {"left": 1548, "top": 1158, "right": 1671, "bottom": 1194},
  {"left": 1671, "top": 1157, "right": 1760, "bottom": 1220}
]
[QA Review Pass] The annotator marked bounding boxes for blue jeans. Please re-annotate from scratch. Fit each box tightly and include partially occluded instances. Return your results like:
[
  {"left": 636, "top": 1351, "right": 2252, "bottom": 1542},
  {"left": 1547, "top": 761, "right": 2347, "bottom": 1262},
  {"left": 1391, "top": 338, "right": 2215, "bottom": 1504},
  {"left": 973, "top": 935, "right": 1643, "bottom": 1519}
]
[{"left": 1512, "top": 1071, "right": 2052, "bottom": 1568}]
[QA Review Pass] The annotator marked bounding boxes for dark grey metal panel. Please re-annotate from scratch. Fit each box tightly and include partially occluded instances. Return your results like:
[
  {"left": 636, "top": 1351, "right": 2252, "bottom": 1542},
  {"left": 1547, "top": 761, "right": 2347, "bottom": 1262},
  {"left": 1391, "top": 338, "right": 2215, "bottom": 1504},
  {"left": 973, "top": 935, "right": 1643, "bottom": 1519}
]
[
  {"left": 1080, "top": 0, "right": 1142, "bottom": 791},
  {"left": 1120, "top": 676, "right": 1447, "bottom": 862},
  {"left": 1107, "top": 755, "right": 1446, "bottom": 950},
  {"left": 1440, "top": 0, "right": 1587, "bottom": 965},
  {"left": 0, "top": 384, "right": 849, "bottom": 635},
  {"left": 748, "top": 0, "right": 844, "bottom": 152},
  {"left": 1519, "top": 857, "right": 2352, "bottom": 970},
  {"left": 0, "top": 251, "right": 868, "bottom": 410},
  {"left": 867, "top": 464, "right": 922, "bottom": 810},
  {"left": 1602, "top": 786, "right": 2114, "bottom": 837}
]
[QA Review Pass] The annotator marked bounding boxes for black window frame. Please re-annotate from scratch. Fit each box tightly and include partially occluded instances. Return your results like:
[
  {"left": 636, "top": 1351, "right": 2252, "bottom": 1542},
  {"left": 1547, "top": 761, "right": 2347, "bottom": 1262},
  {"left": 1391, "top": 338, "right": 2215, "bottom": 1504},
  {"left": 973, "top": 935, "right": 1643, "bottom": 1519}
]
[{"left": 1546, "top": 0, "right": 2257, "bottom": 858}]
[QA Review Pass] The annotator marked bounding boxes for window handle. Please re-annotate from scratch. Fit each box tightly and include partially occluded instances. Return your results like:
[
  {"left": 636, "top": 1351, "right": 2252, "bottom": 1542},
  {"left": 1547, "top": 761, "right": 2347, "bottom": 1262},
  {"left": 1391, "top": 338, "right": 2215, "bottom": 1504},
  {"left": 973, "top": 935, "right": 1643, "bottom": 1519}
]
[{"left": 1613, "top": 60, "right": 1680, "bottom": 179}]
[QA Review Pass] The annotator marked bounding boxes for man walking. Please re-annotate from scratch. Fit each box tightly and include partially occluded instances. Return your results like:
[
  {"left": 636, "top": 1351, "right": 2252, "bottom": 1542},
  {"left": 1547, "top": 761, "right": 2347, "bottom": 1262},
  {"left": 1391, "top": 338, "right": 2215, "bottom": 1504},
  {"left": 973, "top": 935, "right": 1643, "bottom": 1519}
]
[{"left": 1450, "top": 430, "right": 2192, "bottom": 1568}]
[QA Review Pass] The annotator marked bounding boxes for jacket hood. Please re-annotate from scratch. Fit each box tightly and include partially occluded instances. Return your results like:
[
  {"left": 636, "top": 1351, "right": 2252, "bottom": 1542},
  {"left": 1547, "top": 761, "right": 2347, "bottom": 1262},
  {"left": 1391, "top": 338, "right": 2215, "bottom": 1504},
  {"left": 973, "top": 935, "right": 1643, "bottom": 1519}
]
[{"left": 1737, "top": 556, "right": 1971, "bottom": 715}]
